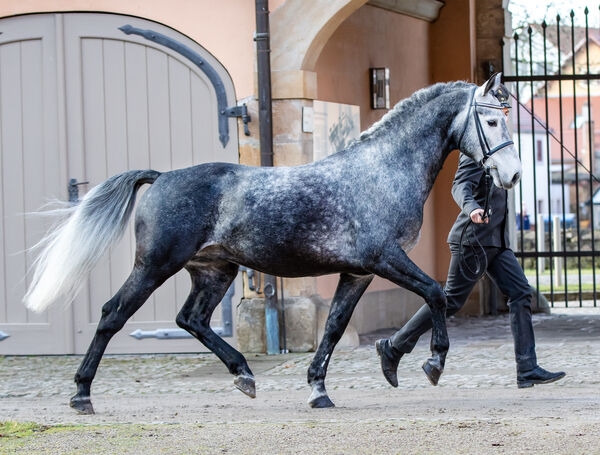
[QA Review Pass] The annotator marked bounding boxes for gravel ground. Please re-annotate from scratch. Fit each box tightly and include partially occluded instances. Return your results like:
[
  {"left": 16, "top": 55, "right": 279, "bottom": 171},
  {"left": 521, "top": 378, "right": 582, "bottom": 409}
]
[{"left": 1, "top": 313, "right": 599, "bottom": 454}]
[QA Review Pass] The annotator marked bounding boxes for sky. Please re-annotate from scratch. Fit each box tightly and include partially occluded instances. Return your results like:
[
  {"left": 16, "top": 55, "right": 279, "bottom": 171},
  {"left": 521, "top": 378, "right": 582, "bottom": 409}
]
[{"left": 508, "top": 0, "right": 599, "bottom": 28}]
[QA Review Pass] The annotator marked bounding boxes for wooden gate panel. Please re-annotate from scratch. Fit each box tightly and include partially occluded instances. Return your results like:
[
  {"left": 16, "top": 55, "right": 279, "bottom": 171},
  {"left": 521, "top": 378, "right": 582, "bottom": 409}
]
[
  {"left": 145, "top": 47, "right": 179, "bottom": 324},
  {"left": 123, "top": 41, "right": 154, "bottom": 323},
  {"left": 0, "top": 15, "right": 72, "bottom": 354},
  {"left": 1, "top": 41, "right": 28, "bottom": 324},
  {"left": 21, "top": 39, "right": 48, "bottom": 326}
]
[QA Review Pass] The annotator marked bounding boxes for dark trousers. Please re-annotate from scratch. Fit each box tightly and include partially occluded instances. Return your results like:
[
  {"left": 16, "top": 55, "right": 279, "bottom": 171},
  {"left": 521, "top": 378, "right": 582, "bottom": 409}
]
[{"left": 390, "top": 244, "right": 538, "bottom": 372}]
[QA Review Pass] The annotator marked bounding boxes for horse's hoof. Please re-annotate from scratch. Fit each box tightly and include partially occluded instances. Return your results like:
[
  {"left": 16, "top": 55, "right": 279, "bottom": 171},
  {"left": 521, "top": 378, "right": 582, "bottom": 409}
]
[
  {"left": 70, "top": 394, "right": 95, "bottom": 414},
  {"left": 234, "top": 374, "right": 256, "bottom": 398},
  {"left": 308, "top": 394, "right": 335, "bottom": 408},
  {"left": 422, "top": 359, "right": 443, "bottom": 386}
]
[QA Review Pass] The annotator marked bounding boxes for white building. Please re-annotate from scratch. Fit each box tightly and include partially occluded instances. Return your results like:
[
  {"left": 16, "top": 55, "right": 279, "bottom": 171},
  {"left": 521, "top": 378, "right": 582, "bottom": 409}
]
[{"left": 512, "top": 102, "right": 570, "bottom": 228}]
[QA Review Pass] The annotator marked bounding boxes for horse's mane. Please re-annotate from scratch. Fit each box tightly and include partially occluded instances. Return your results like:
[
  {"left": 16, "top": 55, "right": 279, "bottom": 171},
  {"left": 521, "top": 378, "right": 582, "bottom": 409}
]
[{"left": 356, "top": 81, "right": 473, "bottom": 143}]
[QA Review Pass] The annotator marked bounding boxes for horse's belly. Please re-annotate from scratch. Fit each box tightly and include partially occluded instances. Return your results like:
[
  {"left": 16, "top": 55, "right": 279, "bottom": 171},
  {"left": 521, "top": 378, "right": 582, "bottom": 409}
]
[{"left": 200, "top": 238, "right": 363, "bottom": 277}]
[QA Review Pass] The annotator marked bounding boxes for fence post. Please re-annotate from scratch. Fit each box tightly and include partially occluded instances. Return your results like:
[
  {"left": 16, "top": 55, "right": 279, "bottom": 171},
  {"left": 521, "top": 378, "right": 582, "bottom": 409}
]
[
  {"left": 537, "top": 214, "right": 545, "bottom": 275},
  {"left": 553, "top": 215, "right": 563, "bottom": 286}
]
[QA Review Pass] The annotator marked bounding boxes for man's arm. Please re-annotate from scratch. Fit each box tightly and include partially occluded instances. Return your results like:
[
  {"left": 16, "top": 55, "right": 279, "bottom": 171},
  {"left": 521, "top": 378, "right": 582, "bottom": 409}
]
[{"left": 451, "top": 153, "right": 488, "bottom": 224}]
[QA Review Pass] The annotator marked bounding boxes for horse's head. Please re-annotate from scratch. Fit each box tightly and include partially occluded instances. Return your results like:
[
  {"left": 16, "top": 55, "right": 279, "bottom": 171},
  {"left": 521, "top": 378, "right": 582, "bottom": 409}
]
[{"left": 456, "top": 73, "right": 521, "bottom": 189}]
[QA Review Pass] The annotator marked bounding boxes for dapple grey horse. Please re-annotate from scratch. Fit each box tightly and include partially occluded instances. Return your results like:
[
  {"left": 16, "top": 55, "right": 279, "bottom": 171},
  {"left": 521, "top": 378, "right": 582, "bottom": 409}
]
[{"left": 24, "top": 73, "right": 521, "bottom": 413}]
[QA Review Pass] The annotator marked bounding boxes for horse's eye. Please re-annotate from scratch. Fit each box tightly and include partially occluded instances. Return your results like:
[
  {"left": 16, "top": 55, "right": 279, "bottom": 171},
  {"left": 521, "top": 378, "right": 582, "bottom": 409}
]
[{"left": 487, "top": 120, "right": 498, "bottom": 127}]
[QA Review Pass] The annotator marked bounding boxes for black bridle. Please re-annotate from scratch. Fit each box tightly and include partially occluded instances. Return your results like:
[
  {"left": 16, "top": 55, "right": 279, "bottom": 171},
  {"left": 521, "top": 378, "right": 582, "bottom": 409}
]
[{"left": 457, "top": 87, "right": 514, "bottom": 168}]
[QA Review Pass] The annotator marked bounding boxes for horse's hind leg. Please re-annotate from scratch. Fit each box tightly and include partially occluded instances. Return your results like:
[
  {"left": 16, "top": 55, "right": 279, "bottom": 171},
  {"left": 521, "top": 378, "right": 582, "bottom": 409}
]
[
  {"left": 176, "top": 260, "right": 256, "bottom": 398},
  {"left": 70, "top": 264, "right": 170, "bottom": 414},
  {"left": 366, "top": 243, "right": 449, "bottom": 386},
  {"left": 307, "top": 273, "right": 373, "bottom": 408}
]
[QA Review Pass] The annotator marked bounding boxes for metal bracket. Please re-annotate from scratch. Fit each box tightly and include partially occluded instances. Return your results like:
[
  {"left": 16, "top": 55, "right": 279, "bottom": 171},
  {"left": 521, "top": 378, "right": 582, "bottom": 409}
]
[
  {"left": 119, "top": 24, "right": 244, "bottom": 148},
  {"left": 129, "top": 325, "right": 228, "bottom": 340},
  {"left": 0, "top": 330, "right": 10, "bottom": 342},
  {"left": 222, "top": 105, "right": 251, "bottom": 136},
  {"left": 68, "top": 178, "right": 89, "bottom": 203},
  {"left": 240, "top": 266, "right": 261, "bottom": 293}
]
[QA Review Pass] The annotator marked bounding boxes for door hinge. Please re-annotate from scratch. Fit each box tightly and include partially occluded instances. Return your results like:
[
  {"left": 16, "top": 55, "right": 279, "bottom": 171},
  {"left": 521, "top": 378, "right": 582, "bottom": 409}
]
[
  {"left": 129, "top": 326, "right": 228, "bottom": 340},
  {"left": 222, "top": 104, "right": 251, "bottom": 137},
  {"left": 129, "top": 328, "right": 193, "bottom": 340}
]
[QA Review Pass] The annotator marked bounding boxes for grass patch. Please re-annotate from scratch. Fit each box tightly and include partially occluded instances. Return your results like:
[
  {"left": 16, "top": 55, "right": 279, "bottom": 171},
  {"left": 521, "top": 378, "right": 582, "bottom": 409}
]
[
  {"left": 0, "top": 422, "right": 206, "bottom": 454},
  {"left": 0, "top": 421, "right": 51, "bottom": 438},
  {"left": 532, "top": 283, "right": 598, "bottom": 293},
  {"left": 524, "top": 267, "right": 600, "bottom": 276},
  {"left": 0, "top": 421, "right": 87, "bottom": 453}
]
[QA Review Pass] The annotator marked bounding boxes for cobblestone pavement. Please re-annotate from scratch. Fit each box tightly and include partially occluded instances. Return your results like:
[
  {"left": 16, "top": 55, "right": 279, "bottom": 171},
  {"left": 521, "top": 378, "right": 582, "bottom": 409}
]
[
  {"left": 1, "top": 313, "right": 599, "bottom": 454},
  {"left": 1, "top": 313, "right": 599, "bottom": 415}
]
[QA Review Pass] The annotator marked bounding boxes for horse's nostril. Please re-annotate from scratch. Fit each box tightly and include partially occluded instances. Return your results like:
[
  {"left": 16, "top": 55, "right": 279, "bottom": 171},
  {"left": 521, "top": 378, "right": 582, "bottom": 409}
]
[{"left": 511, "top": 172, "right": 520, "bottom": 184}]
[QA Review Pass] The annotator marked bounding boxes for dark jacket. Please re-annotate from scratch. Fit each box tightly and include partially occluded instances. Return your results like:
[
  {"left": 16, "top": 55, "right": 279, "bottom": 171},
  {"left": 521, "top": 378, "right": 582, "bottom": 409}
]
[{"left": 447, "top": 153, "right": 510, "bottom": 247}]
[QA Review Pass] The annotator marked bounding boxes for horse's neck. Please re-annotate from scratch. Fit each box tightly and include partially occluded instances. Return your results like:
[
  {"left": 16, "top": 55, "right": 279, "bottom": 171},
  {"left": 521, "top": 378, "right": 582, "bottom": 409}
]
[{"left": 384, "top": 101, "right": 459, "bottom": 197}]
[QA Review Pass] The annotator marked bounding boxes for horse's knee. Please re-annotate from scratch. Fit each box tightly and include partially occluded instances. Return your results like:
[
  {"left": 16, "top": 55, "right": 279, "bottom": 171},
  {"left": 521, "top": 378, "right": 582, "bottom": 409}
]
[
  {"left": 425, "top": 282, "right": 446, "bottom": 310},
  {"left": 96, "top": 301, "right": 127, "bottom": 334}
]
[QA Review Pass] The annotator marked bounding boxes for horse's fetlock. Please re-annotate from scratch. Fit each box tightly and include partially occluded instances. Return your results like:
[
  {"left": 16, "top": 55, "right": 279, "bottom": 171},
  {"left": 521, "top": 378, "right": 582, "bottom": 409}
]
[{"left": 307, "top": 368, "right": 324, "bottom": 385}]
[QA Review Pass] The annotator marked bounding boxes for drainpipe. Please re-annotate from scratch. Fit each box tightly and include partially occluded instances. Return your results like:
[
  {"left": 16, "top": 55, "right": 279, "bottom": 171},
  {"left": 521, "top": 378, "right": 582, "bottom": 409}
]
[{"left": 255, "top": 0, "right": 280, "bottom": 355}]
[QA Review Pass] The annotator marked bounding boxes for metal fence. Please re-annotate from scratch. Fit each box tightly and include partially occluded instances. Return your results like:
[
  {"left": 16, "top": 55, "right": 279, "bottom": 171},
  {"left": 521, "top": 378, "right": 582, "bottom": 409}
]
[{"left": 501, "top": 6, "right": 600, "bottom": 308}]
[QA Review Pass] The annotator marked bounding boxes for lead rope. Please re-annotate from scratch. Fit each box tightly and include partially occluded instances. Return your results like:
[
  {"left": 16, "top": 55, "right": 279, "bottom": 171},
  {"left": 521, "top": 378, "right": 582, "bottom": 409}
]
[{"left": 458, "top": 167, "right": 493, "bottom": 279}]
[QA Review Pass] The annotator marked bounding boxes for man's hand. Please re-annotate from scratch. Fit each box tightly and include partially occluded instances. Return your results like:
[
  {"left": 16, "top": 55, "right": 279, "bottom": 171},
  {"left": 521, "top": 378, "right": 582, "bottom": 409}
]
[{"left": 470, "top": 208, "right": 489, "bottom": 224}]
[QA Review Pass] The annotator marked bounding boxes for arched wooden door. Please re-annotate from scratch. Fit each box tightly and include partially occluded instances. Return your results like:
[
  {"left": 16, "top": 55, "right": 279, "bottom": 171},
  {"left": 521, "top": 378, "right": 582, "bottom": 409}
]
[{"left": 0, "top": 13, "right": 240, "bottom": 354}]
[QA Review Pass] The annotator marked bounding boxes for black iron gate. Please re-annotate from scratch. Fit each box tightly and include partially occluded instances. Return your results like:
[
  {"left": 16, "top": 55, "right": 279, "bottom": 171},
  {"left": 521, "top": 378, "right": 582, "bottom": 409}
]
[{"left": 501, "top": 6, "right": 600, "bottom": 308}]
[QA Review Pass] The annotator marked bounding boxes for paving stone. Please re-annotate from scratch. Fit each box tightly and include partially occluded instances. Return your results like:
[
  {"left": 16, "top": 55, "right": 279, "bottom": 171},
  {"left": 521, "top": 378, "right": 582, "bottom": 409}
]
[{"left": 0, "top": 313, "right": 598, "bottom": 402}]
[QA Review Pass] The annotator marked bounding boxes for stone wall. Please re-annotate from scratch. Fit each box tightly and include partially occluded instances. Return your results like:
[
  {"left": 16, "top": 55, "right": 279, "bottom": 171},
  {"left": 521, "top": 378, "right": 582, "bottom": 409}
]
[{"left": 475, "top": 0, "right": 506, "bottom": 83}]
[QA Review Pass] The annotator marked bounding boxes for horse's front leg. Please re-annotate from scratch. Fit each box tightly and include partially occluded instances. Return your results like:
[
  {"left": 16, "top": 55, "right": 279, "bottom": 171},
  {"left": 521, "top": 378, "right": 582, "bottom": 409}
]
[
  {"left": 366, "top": 243, "right": 449, "bottom": 386},
  {"left": 307, "top": 273, "right": 373, "bottom": 408}
]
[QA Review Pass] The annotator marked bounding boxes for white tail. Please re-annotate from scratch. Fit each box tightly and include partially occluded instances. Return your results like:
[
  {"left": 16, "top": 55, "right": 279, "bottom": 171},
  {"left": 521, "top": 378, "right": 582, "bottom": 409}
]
[{"left": 24, "top": 170, "right": 160, "bottom": 312}]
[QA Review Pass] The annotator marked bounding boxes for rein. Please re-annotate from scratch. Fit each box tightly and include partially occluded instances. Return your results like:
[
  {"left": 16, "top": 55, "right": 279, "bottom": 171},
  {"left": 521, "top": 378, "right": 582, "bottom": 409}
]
[
  {"left": 458, "top": 167, "right": 493, "bottom": 279},
  {"left": 457, "top": 86, "right": 512, "bottom": 279}
]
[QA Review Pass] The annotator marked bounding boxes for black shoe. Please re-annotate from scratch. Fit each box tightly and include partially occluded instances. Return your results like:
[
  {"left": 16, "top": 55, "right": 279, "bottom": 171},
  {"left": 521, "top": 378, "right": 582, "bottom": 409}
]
[
  {"left": 517, "top": 366, "right": 566, "bottom": 388},
  {"left": 375, "top": 338, "right": 403, "bottom": 388}
]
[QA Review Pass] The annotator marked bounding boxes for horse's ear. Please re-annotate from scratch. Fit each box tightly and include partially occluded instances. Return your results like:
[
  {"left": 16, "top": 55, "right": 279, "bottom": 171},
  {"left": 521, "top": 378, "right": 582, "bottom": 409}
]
[{"left": 483, "top": 72, "right": 502, "bottom": 95}]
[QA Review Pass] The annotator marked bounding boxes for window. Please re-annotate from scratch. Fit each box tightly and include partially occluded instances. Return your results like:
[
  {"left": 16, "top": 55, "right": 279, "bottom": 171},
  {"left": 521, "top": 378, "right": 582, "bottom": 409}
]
[{"left": 536, "top": 139, "right": 543, "bottom": 162}]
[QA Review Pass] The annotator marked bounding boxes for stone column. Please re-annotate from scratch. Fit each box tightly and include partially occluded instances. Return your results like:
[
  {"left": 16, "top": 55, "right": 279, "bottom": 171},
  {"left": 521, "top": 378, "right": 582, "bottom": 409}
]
[{"left": 475, "top": 0, "right": 506, "bottom": 83}]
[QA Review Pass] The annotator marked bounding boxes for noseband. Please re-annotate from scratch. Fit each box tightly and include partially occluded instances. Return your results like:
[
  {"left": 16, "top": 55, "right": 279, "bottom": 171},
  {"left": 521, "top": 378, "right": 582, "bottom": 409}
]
[{"left": 457, "top": 87, "right": 514, "bottom": 167}]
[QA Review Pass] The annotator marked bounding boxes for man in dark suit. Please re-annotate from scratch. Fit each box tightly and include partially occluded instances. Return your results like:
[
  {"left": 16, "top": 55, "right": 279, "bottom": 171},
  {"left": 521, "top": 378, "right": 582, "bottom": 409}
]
[{"left": 376, "top": 152, "right": 566, "bottom": 389}]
